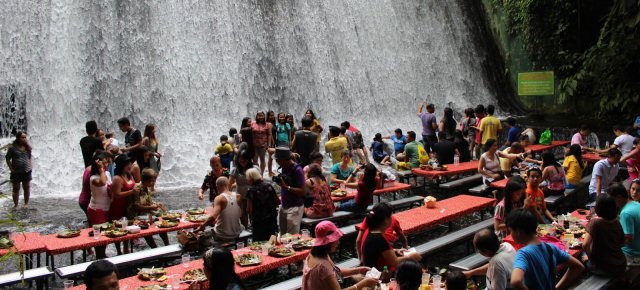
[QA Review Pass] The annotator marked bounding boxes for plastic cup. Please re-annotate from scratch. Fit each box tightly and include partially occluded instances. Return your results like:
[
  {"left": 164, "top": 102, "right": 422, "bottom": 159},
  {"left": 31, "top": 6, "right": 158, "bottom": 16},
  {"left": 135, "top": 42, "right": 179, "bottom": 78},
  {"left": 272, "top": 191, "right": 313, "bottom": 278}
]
[
  {"left": 301, "top": 229, "right": 310, "bottom": 240},
  {"left": 237, "top": 242, "right": 245, "bottom": 250},
  {"left": 63, "top": 280, "right": 74, "bottom": 289},
  {"left": 182, "top": 253, "right": 190, "bottom": 268},
  {"left": 171, "top": 274, "right": 180, "bottom": 289},
  {"left": 262, "top": 244, "right": 270, "bottom": 255},
  {"left": 432, "top": 275, "right": 441, "bottom": 290},
  {"left": 92, "top": 227, "right": 101, "bottom": 240},
  {"left": 121, "top": 217, "right": 128, "bottom": 230},
  {"left": 421, "top": 273, "right": 431, "bottom": 284}
]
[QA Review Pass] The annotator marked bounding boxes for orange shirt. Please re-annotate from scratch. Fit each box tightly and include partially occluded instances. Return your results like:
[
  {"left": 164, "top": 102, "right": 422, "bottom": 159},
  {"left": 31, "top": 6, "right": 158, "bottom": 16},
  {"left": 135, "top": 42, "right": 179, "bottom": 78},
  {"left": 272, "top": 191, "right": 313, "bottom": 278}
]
[{"left": 525, "top": 184, "right": 546, "bottom": 213}]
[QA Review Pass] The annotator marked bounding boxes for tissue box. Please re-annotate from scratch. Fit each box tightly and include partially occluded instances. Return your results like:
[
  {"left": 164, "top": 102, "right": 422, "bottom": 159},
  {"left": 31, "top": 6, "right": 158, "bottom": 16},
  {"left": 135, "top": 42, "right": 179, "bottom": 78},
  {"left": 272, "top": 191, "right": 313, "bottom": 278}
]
[{"left": 126, "top": 225, "right": 141, "bottom": 234}]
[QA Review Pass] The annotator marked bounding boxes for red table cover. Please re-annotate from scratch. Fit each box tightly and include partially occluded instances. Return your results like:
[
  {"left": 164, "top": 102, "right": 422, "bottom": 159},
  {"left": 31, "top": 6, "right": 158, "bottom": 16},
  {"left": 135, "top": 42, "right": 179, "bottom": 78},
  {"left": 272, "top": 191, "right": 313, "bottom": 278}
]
[
  {"left": 395, "top": 195, "right": 495, "bottom": 235},
  {"left": 490, "top": 178, "right": 508, "bottom": 189},
  {"left": 43, "top": 221, "right": 200, "bottom": 255},
  {"left": 582, "top": 153, "right": 603, "bottom": 164},
  {"left": 411, "top": 160, "right": 479, "bottom": 178},
  {"left": 524, "top": 141, "right": 570, "bottom": 153},
  {"left": 0, "top": 232, "right": 46, "bottom": 256},
  {"left": 70, "top": 247, "right": 311, "bottom": 289},
  {"left": 331, "top": 182, "right": 411, "bottom": 202}
]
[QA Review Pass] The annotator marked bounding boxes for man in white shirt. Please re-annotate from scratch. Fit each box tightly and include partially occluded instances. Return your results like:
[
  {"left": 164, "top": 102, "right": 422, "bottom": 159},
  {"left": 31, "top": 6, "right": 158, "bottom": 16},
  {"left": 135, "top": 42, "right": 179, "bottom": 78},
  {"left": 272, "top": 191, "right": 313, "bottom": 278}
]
[
  {"left": 589, "top": 148, "right": 622, "bottom": 199},
  {"left": 612, "top": 124, "right": 635, "bottom": 155},
  {"left": 463, "top": 229, "right": 516, "bottom": 290}
]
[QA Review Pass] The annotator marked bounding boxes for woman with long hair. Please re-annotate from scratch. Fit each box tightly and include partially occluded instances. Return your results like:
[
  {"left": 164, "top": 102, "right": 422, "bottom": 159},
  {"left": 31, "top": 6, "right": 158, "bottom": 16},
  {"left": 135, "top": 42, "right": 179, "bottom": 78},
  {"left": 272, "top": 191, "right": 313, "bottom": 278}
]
[
  {"left": 286, "top": 113, "right": 297, "bottom": 132},
  {"left": 203, "top": 248, "right": 246, "bottom": 290},
  {"left": 142, "top": 124, "right": 162, "bottom": 175},
  {"left": 302, "top": 221, "right": 377, "bottom": 290},
  {"left": 361, "top": 203, "right": 421, "bottom": 272},
  {"left": 439, "top": 107, "right": 457, "bottom": 141},
  {"left": 229, "top": 149, "right": 257, "bottom": 226},
  {"left": 6, "top": 131, "right": 32, "bottom": 208},
  {"left": 620, "top": 137, "right": 640, "bottom": 181},
  {"left": 110, "top": 154, "right": 140, "bottom": 254},
  {"left": 453, "top": 130, "right": 471, "bottom": 163},
  {"left": 338, "top": 163, "right": 380, "bottom": 212},
  {"left": 251, "top": 111, "right": 272, "bottom": 175},
  {"left": 305, "top": 109, "right": 323, "bottom": 144},
  {"left": 493, "top": 176, "right": 525, "bottom": 239},
  {"left": 541, "top": 151, "right": 565, "bottom": 196},
  {"left": 459, "top": 108, "right": 476, "bottom": 158},
  {"left": 304, "top": 164, "right": 336, "bottom": 218}
]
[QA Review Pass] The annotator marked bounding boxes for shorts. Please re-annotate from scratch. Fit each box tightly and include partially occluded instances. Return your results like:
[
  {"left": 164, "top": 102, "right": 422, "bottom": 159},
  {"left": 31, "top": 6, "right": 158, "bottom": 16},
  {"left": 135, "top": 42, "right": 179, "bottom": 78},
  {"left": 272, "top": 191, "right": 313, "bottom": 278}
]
[
  {"left": 87, "top": 207, "right": 110, "bottom": 225},
  {"left": 255, "top": 145, "right": 267, "bottom": 157},
  {"left": 10, "top": 171, "right": 32, "bottom": 183},
  {"left": 278, "top": 205, "right": 304, "bottom": 235},
  {"left": 352, "top": 143, "right": 365, "bottom": 149}
]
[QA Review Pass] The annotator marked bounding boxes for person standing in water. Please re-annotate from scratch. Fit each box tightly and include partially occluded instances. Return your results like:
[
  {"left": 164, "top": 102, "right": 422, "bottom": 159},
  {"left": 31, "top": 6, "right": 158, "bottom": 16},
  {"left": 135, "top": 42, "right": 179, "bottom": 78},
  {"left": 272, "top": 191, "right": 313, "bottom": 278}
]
[{"left": 6, "top": 131, "right": 32, "bottom": 208}]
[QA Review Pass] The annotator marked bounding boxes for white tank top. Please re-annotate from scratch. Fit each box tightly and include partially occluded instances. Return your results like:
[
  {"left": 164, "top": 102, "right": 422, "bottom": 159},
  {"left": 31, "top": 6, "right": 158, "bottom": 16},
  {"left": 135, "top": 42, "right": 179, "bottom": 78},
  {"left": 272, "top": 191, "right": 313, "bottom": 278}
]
[
  {"left": 214, "top": 192, "right": 244, "bottom": 241},
  {"left": 88, "top": 172, "right": 112, "bottom": 211}
]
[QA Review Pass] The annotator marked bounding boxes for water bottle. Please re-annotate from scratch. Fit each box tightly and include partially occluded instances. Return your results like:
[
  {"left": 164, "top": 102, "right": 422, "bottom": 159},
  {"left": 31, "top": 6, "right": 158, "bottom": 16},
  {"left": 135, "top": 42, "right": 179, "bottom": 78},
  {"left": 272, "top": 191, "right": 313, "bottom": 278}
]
[
  {"left": 605, "top": 140, "right": 610, "bottom": 149},
  {"left": 381, "top": 266, "right": 391, "bottom": 284},
  {"left": 454, "top": 155, "right": 459, "bottom": 165}
]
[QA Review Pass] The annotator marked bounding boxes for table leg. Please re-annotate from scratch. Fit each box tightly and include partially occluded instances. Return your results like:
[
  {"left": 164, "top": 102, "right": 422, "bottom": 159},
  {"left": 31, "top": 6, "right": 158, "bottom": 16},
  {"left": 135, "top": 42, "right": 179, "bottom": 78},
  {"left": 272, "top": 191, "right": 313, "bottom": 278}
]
[
  {"left": 82, "top": 249, "right": 87, "bottom": 262},
  {"left": 70, "top": 251, "right": 74, "bottom": 265},
  {"left": 37, "top": 253, "right": 41, "bottom": 268}
]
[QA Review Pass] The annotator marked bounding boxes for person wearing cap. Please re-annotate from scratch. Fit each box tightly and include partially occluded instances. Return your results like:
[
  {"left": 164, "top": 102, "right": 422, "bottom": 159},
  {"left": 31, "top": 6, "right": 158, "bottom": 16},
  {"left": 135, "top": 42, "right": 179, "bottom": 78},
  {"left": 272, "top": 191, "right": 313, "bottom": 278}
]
[
  {"left": 274, "top": 146, "right": 307, "bottom": 235},
  {"left": 302, "top": 221, "right": 379, "bottom": 290}
]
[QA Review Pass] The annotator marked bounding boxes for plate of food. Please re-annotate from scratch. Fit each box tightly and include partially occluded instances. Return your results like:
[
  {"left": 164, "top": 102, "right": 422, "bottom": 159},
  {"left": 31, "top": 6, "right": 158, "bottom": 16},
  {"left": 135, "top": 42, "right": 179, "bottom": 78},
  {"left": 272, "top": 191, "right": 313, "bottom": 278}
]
[
  {"left": 235, "top": 253, "right": 263, "bottom": 266},
  {"left": 187, "top": 208, "right": 205, "bottom": 215},
  {"left": 331, "top": 189, "right": 347, "bottom": 197},
  {"left": 248, "top": 241, "right": 271, "bottom": 251},
  {"left": 138, "top": 267, "right": 167, "bottom": 281},
  {"left": 0, "top": 237, "right": 14, "bottom": 249},
  {"left": 161, "top": 212, "right": 182, "bottom": 221},
  {"left": 187, "top": 214, "right": 208, "bottom": 223},
  {"left": 94, "top": 222, "right": 113, "bottom": 231},
  {"left": 155, "top": 220, "right": 178, "bottom": 228},
  {"left": 136, "top": 285, "right": 170, "bottom": 290},
  {"left": 182, "top": 269, "right": 207, "bottom": 283},
  {"left": 566, "top": 226, "right": 586, "bottom": 238},
  {"left": 104, "top": 229, "right": 128, "bottom": 238},
  {"left": 133, "top": 219, "right": 150, "bottom": 229},
  {"left": 269, "top": 246, "right": 296, "bottom": 257},
  {"left": 57, "top": 229, "right": 81, "bottom": 238},
  {"left": 278, "top": 233, "right": 298, "bottom": 244},
  {"left": 291, "top": 239, "right": 314, "bottom": 251}
]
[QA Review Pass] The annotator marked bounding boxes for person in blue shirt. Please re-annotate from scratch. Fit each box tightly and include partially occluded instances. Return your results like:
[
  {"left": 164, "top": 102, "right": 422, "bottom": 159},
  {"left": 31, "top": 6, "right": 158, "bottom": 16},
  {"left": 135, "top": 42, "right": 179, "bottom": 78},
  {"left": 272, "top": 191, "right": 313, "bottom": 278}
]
[
  {"left": 383, "top": 128, "right": 407, "bottom": 157},
  {"left": 609, "top": 183, "right": 640, "bottom": 265},
  {"left": 504, "top": 117, "right": 522, "bottom": 147},
  {"left": 508, "top": 208, "right": 583, "bottom": 290},
  {"left": 370, "top": 133, "right": 391, "bottom": 166}
]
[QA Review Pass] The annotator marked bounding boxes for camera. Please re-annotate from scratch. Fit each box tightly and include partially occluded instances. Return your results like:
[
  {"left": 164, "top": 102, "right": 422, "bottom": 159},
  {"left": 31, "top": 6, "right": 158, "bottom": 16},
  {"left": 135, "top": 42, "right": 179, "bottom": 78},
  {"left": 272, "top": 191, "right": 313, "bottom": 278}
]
[{"left": 272, "top": 175, "right": 283, "bottom": 183}]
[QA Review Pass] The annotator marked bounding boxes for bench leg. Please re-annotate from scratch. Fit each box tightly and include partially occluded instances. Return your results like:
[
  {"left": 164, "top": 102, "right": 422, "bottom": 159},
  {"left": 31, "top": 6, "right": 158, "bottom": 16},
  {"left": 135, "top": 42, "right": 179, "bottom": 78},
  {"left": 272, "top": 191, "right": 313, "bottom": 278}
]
[
  {"left": 70, "top": 251, "right": 74, "bottom": 265},
  {"left": 37, "top": 253, "right": 41, "bottom": 268}
]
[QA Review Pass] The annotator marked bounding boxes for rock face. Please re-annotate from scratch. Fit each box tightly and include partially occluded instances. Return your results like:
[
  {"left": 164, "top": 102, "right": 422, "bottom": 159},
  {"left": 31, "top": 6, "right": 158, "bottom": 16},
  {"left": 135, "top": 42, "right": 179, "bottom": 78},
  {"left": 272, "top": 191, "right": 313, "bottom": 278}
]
[{"left": 0, "top": 0, "right": 502, "bottom": 196}]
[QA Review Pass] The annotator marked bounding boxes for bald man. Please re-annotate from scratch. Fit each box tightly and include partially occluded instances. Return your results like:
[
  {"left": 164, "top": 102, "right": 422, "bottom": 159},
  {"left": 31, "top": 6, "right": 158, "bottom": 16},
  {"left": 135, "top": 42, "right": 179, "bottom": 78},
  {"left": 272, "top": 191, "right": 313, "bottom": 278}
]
[
  {"left": 463, "top": 229, "right": 516, "bottom": 290},
  {"left": 195, "top": 177, "right": 244, "bottom": 242}
]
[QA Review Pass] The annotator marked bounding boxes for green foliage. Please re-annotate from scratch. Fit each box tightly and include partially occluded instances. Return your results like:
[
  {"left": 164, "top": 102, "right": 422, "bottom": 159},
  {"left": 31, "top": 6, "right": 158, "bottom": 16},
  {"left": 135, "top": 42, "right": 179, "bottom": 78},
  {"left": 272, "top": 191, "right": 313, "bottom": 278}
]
[{"left": 492, "top": 0, "right": 640, "bottom": 118}]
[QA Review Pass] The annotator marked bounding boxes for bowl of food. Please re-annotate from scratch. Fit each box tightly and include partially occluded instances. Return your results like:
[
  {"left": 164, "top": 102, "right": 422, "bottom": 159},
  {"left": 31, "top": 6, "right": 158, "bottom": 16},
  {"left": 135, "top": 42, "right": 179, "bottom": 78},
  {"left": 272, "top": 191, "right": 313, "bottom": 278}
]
[
  {"left": 269, "top": 246, "right": 296, "bottom": 257},
  {"left": 187, "top": 208, "right": 205, "bottom": 215},
  {"left": 57, "top": 229, "right": 81, "bottom": 238},
  {"left": 424, "top": 196, "right": 437, "bottom": 208},
  {"left": 137, "top": 267, "right": 167, "bottom": 281},
  {"left": 235, "top": 253, "right": 263, "bottom": 266}
]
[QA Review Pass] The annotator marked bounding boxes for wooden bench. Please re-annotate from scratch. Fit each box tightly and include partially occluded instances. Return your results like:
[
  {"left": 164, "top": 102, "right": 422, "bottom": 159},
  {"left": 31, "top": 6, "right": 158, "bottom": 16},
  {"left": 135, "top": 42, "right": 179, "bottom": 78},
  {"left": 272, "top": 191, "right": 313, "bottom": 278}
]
[
  {"left": 574, "top": 275, "right": 613, "bottom": 290},
  {"left": 55, "top": 244, "right": 182, "bottom": 279},
  {"left": 547, "top": 174, "right": 591, "bottom": 209},
  {"left": 301, "top": 211, "right": 354, "bottom": 228},
  {"left": 449, "top": 253, "right": 489, "bottom": 271},
  {"left": 397, "top": 170, "right": 417, "bottom": 186},
  {"left": 414, "top": 218, "right": 494, "bottom": 256},
  {"left": 440, "top": 174, "right": 482, "bottom": 190},
  {"left": 261, "top": 258, "right": 360, "bottom": 290},
  {"left": 0, "top": 267, "right": 53, "bottom": 290},
  {"left": 469, "top": 184, "right": 488, "bottom": 194}
]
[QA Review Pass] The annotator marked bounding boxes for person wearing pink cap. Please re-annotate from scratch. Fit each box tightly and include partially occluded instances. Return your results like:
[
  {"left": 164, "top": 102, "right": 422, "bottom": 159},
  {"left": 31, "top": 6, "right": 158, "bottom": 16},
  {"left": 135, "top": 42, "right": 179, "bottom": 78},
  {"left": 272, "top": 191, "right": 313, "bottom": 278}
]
[{"left": 302, "top": 221, "right": 379, "bottom": 290}]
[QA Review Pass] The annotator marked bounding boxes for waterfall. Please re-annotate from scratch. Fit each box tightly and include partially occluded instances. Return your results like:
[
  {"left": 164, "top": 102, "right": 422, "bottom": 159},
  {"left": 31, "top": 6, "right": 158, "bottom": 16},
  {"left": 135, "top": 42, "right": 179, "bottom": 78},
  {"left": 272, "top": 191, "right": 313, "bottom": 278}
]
[{"left": 0, "top": 0, "right": 505, "bottom": 197}]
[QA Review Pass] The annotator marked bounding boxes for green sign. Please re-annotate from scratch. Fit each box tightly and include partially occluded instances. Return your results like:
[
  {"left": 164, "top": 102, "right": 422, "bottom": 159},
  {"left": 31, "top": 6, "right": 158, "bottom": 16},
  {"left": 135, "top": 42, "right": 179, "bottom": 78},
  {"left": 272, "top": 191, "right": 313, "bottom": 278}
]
[{"left": 518, "top": 71, "right": 554, "bottom": 96}]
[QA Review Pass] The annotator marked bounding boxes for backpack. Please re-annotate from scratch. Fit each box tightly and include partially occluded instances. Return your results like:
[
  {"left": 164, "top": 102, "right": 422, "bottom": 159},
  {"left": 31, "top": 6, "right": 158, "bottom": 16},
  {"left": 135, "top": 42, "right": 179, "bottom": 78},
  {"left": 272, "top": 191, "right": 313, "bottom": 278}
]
[
  {"left": 418, "top": 143, "right": 430, "bottom": 164},
  {"left": 539, "top": 129, "right": 552, "bottom": 145}
]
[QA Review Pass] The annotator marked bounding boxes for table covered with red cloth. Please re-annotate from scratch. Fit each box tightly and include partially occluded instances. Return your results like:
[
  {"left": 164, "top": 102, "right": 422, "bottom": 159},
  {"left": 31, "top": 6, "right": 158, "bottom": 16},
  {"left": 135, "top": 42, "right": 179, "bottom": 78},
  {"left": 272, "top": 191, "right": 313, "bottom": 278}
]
[
  {"left": 0, "top": 232, "right": 46, "bottom": 256},
  {"left": 331, "top": 182, "right": 411, "bottom": 202},
  {"left": 524, "top": 141, "right": 570, "bottom": 153},
  {"left": 43, "top": 220, "right": 200, "bottom": 255},
  {"left": 411, "top": 160, "right": 479, "bottom": 178},
  {"left": 395, "top": 195, "right": 495, "bottom": 235},
  {"left": 70, "top": 247, "right": 311, "bottom": 289},
  {"left": 582, "top": 153, "right": 604, "bottom": 164},
  {"left": 490, "top": 178, "right": 508, "bottom": 189}
]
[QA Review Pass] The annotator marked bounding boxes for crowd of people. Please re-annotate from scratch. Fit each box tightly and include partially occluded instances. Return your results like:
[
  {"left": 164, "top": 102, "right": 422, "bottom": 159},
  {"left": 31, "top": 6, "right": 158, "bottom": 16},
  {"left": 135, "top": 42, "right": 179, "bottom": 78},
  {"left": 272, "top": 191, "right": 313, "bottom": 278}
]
[{"left": 4, "top": 103, "right": 640, "bottom": 289}]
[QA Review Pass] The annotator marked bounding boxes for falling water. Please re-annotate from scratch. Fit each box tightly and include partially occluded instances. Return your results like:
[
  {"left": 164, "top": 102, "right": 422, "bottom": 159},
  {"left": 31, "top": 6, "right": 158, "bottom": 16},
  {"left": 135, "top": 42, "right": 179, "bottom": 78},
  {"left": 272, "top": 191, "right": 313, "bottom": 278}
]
[{"left": 0, "top": 0, "right": 508, "bottom": 197}]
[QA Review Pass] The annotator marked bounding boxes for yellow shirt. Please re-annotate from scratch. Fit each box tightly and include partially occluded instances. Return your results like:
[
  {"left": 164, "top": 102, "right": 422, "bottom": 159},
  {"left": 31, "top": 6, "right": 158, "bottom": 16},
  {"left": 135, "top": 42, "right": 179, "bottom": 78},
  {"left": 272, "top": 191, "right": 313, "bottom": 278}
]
[
  {"left": 499, "top": 148, "right": 515, "bottom": 172},
  {"left": 215, "top": 143, "right": 233, "bottom": 155},
  {"left": 479, "top": 115, "right": 502, "bottom": 144},
  {"left": 325, "top": 137, "right": 348, "bottom": 164},
  {"left": 562, "top": 155, "right": 585, "bottom": 185}
]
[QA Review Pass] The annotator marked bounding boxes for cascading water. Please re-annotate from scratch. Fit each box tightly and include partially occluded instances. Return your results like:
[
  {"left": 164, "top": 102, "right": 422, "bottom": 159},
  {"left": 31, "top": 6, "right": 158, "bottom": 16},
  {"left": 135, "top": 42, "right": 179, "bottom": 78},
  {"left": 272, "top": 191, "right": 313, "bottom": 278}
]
[{"left": 0, "top": 0, "right": 509, "bottom": 197}]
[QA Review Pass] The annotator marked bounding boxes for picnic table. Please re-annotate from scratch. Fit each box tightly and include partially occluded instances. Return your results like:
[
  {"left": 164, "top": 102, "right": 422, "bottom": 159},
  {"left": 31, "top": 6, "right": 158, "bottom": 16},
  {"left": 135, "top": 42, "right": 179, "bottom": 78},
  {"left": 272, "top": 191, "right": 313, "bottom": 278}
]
[
  {"left": 411, "top": 160, "right": 479, "bottom": 179},
  {"left": 395, "top": 194, "right": 495, "bottom": 235},
  {"left": 582, "top": 152, "right": 604, "bottom": 164},
  {"left": 0, "top": 232, "right": 47, "bottom": 268},
  {"left": 503, "top": 210, "right": 589, "bottom": 258},
  {"left": 524, "top": 141, "right": 570, "bottom": 153},
  {"left": 42, "top": 220, "right": 201, "bottom": 269},
  {"left": 70, "top": 247, "right": 311, "bottom": 289},
  {"left": 490, "top": 178, "right": 508, "bottom": 189},
  {"left": 331, "top": 182, "right": 411, "bottom": 202}
]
